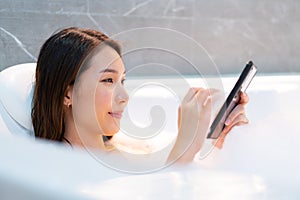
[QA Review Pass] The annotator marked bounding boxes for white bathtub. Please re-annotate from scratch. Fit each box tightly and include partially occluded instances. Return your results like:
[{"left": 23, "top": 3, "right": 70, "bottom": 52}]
[{"left": 1, "top": 63, "right": 300, "bottom": 199}]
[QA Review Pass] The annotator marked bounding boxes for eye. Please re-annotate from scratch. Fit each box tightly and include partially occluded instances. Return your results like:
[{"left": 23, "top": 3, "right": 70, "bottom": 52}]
[
  {"left": 121, "top": 78, "right": 126, "bottom": 85},
  {"left": 101, "top": 78, "right": 113, "bottom": 84}
]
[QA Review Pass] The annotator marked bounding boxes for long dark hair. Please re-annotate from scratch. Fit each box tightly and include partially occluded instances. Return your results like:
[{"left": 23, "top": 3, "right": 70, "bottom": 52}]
[{"left": 32, "top": 27, "right": 121, "bottom": 141}]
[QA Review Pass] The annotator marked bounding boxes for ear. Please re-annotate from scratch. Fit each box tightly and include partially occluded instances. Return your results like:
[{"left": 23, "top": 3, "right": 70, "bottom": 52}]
[{"left": 63, "top": 85, "right": 73, "bottom": 107}]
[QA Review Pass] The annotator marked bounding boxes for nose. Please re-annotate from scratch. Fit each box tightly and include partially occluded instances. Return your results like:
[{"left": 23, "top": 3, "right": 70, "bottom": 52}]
[{"left": 116, "top": 84, "right": 129, "bottom": 105}]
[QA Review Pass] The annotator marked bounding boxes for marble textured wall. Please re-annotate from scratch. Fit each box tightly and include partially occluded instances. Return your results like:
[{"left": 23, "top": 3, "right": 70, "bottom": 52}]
[{"left": 0, "top": 0, "right": 299, "bottom": 74}]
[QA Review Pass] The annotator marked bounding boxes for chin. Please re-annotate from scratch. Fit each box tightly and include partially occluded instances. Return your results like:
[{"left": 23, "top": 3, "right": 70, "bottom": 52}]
[{"left": 102, "top": 127, "right": 120, "bottom": 137}]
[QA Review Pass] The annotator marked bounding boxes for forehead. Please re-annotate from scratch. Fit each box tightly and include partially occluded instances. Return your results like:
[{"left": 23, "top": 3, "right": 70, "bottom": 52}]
[{"left": 87, "top": 45, "right": 124, "bottom": 74}]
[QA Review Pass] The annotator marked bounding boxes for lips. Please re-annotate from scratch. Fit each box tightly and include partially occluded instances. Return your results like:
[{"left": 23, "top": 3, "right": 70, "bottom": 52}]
[{"left": 108, "top": 111, "right": 123, "bottom": 119}]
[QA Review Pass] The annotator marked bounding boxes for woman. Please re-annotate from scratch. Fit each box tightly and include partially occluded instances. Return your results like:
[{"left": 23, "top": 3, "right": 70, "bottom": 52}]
[{"left": 32, "top": 27, "right": 249, "bottom": 164}]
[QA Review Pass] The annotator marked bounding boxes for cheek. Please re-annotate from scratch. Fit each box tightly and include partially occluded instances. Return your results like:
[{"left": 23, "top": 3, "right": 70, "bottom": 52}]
[
  {"left": 72, "top": 83, "right": 100, "bottom": 135},
  {"left": 95, "top": 87, "right": 113, "bottom": 117},
  {"left": 95, "top": 87, "right": 120, "bottom": 135}
]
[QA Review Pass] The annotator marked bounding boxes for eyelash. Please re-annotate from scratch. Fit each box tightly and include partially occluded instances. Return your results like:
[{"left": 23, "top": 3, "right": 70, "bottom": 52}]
[
  {"left": 100, "top": 78, "right": 126, "bottom": 85},
  {"left": 101, "top": 78, "right": 113, "bottom": 83}
]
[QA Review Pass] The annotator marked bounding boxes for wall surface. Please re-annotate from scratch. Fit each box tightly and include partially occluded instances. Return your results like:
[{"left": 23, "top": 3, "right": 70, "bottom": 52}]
[{"left": 0, "top": 0, "right": 299, "bottom": 75}]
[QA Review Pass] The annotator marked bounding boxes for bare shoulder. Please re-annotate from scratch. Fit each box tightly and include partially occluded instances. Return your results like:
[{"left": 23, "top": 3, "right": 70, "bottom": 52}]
[{"left": 110, "top": 133, "right": 152, "bottom": 154}]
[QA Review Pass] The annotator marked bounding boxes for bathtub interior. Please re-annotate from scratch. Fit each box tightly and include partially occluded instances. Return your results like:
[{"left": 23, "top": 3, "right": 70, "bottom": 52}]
[{"left": 1, "top": 63, "right": 300, "bottom": 199}]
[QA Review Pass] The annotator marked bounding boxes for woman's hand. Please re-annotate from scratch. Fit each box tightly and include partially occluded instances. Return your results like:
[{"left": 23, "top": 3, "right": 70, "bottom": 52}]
[
  {"left": 213, "top": 92, "right": 249, "bottom": 149},
  {"left": 168, "top": 88, "right": 213, "bottom": 164}
]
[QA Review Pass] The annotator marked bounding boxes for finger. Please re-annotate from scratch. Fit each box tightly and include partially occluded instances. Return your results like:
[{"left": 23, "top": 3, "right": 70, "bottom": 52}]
[
  {"left": 223, "top": 114, "right": 249, "bottom": 134},
  {"left": 198, "top": 90, "right": 212, "bottom": 123},
  {"left": 203, "top": 94, "right": 212, "bottom": 108},
  {"left": 196, "top": 89, "right": 210, "bottom": 107},
  {"left": 182, "top": 88, "right": 197, "bottom": 103},
  {"left": 230, "top": 114, "right": 249, "bottom": 126},
  {"left": 214, "top": 113, "right": 249, "bottom": 149},
  {"left": 239, "top": 92, "right": 249, "bottom": 104},
  {"left": 220, "top": 126, "right": 233, "bottom": 137},
  {"left": 207, "top": 88, "right": 222, "bottom": 99},
  {"left": 177, "top": 106, "right": 181, "bottom": 129},
  {"left": 183, "top": 87, "right": 204, "bottom": 103},
  {"left": 213, "top": 127, "right": 228, "bottom": 149},
  {"left": 213, "top": 137, "right": 225, "bottom": 149},
  {"left": 225, "top": 104, "right": 245, "bottom": 126},
  {"left": 207, "top": 88, "right": 220, "bottom": 95}
]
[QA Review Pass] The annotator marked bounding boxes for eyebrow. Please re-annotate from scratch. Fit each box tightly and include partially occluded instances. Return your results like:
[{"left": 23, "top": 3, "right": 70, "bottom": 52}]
[{"left": 99, "top": 69, "right": 126, "bottom": 74}]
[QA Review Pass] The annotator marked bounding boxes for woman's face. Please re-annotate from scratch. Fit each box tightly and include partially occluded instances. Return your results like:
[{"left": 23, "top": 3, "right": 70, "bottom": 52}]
[{"left": 72, "top": 45, "right": 128, "bottom": 137}]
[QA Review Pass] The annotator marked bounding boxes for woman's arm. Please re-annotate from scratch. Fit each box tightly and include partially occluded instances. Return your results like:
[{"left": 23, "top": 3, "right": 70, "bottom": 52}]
[
  {"left": 168, "top": 89, "right": 249, "bottom": 164},
  {"left": 167, "top": 88, "right": 212, "bottom": 163}
]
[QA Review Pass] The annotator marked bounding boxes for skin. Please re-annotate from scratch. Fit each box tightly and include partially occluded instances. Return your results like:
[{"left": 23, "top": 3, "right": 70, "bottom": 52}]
[
  {"left": 168, "top": 89, "right": 249, "bottom": 163},
  {"left": 63, "top": 45, "right": 249, "bottom": 163},
  {"left": 213, "top": 92, "right": 249, "bottom": 149},
  {"left": 63, "top": 45, "right": 128, "bottom": 150}
]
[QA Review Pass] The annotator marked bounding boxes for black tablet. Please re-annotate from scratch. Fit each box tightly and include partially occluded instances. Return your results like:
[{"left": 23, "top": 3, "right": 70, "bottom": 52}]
[{"left": 207, "top": 61, "right": 257, "bottom": 139}]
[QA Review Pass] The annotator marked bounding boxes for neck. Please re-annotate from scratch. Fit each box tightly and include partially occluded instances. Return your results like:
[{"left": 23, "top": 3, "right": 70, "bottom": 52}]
[{"left": 63, "top": 112, "right": 107, "bottom": 150}]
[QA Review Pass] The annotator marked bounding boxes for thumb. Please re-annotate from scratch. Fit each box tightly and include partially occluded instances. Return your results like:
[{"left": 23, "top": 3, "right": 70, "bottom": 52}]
[{"left": 177, "top": 106, "right": 181, "bottom": 129}]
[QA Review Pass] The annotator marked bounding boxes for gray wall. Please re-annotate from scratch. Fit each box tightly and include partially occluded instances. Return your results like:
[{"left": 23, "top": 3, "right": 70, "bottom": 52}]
[{"left": 0, "top": 0, "right": 299, "bottom": 75}]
